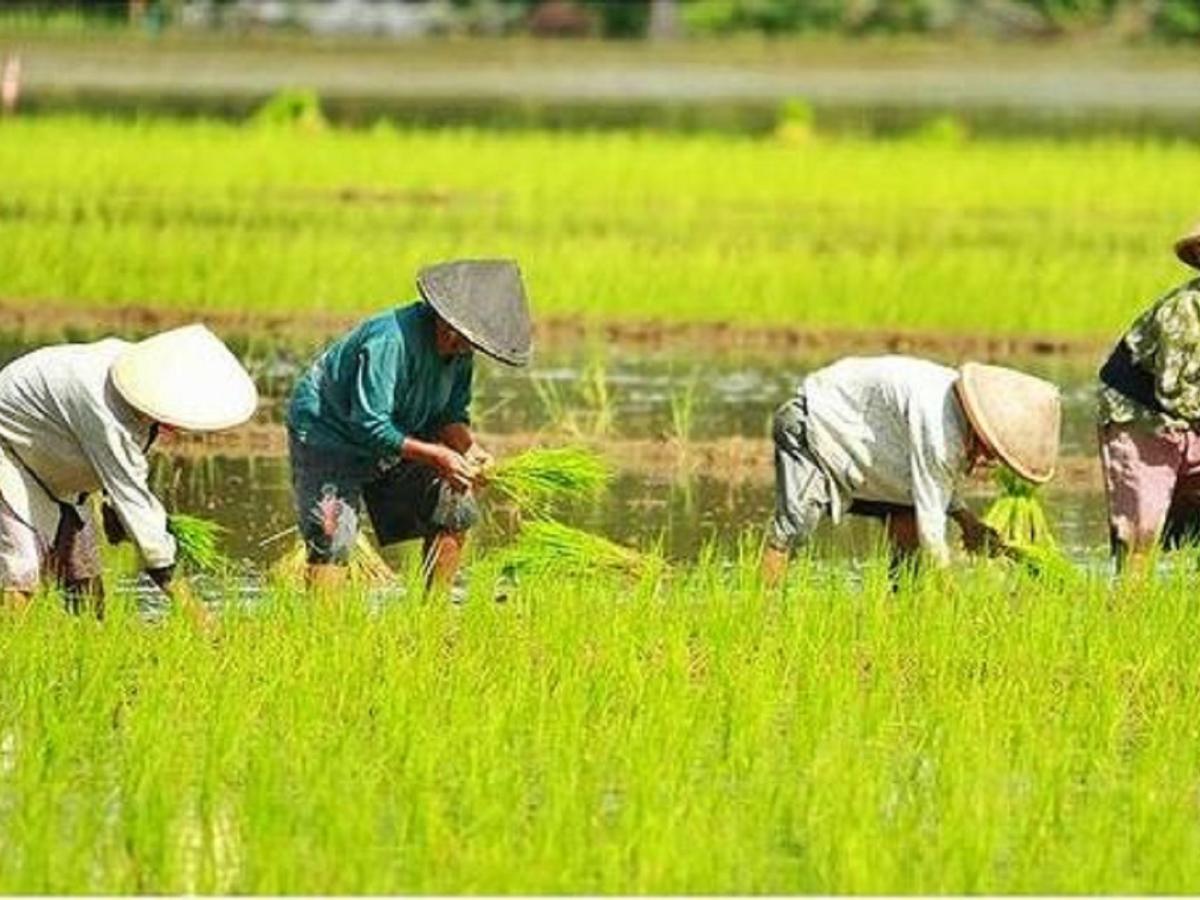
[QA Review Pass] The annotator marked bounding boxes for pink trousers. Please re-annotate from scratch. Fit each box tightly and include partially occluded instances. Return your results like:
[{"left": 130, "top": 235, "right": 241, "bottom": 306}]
[{"left": 1099, "top": 423, "right": 1200, "bottom": 551}]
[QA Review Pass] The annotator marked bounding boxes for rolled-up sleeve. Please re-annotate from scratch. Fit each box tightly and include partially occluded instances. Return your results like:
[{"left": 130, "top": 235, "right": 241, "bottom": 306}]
[
  {"left": 907, "top": 404, "right": 957, "bottom": 566},
  {"left": 348, "top": 337, "right": 407, "bottom": 456},
  {"left": 69, "top": 401, "right": 175, "bottom": 569}
]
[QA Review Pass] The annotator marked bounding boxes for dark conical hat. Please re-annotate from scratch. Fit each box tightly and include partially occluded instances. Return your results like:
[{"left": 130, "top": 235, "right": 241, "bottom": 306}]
[
  {"left": 417, "top": 259, "right": 533, "bottom": 367},
  {"left": 1175, "top": 222, "right": 1200, "bottom": 270}
]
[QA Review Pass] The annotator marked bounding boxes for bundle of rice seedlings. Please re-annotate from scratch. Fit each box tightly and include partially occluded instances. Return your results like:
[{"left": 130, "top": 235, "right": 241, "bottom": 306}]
[
  {"left": 269, "top": 532, "right": 394, "bottom": 587},
  {"left": 167, "top": 514, "right": 230, "bottom": 575},
  {"left": 982, "top": 465, "right": 1058, "bottom": 549},
  {"left": 488, "top": 446, "right": 611, "bottom": 515},
  {"left": 1001, "top": 540, "right": 1078, "bottom": 583},
  {"left": 982, "top": 466, "right": 1073, "bottom": 578},
  {"left": 495, "top": 518, "right": 662, "bottom": 580}
]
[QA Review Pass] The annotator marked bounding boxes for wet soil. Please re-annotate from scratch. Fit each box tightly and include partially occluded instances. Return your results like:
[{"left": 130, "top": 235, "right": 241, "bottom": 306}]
[
  {"left": 0, "top": 297, "right": 1110, "bottom": 361},
  {"left": 158, "top": 425, "right": 1105, "bottom": 492}
]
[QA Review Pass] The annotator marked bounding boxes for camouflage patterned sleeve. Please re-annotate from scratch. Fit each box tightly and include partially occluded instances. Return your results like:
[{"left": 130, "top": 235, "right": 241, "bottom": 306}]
[{"left": 1140, "top": 284, "right": 1200, "bottom": 422}]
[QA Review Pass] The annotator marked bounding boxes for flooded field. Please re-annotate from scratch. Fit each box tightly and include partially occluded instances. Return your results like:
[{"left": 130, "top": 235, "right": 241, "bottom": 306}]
[
  {"left": 124, "top": 340, "right": 1114, "bottom": 567},
  {"left": 5, "top": 46, "right": 1200, "bottom": 892}
]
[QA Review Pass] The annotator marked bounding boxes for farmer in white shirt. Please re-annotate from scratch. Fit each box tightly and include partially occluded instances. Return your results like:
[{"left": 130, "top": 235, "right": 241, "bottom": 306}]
[
  {"left": 0, "top": 325, "right": 257, "bottom": 616},
  {"left": 762, "top": 356, "right": 1061, "bottom": 586}
]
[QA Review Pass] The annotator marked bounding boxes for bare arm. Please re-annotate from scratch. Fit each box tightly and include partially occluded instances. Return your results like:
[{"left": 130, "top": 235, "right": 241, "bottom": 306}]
[
  {"left": 437, "top": 422, "right": 475, "bottom": 455},
  {"left": 400, "top": 435, "right": 474, "bottom": 490},
  {"left": 950, "top": 506, "right": 1002, "bottom": 556}
]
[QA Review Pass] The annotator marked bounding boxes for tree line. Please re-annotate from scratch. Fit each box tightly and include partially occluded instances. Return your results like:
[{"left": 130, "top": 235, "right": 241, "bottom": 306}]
[{"left": 12, "top": 0, "right": 1200, "bottom": 41}]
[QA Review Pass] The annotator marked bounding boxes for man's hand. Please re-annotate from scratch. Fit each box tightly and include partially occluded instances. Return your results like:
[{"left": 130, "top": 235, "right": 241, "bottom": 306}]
[
  {"left": 401, "top": 437, "right": 477, "bottom": 491},
  {"left": 955, "top": 510, "right": 1004, "bottom": 557},
  {"left": 430, "top": 445, "right": 477, "bottom": 491},
  {"left": 101, "top": 502, "right": 129, "bottom": 545},
  {"left": 465, "top": 443, "right": 495, "bottom": 486}
]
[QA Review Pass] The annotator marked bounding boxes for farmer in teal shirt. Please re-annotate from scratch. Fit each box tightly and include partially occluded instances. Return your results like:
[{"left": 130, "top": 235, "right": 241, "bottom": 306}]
[{"left": 287, "top": 259, "right": 533, "bottom": 592}]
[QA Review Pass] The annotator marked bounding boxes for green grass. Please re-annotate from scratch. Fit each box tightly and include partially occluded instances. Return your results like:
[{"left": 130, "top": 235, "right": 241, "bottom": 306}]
[
  {"left": 2, "top": 554, "right": 1200, "bottom": 892},
  {"left": 0, "top": 115, "right": 1194, "bottom": 336}
]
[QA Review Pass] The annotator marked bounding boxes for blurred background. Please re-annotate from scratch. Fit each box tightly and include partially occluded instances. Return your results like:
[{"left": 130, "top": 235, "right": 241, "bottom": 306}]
[{"left": 7, "top": 0, "right": 1200, "bottom": 40}]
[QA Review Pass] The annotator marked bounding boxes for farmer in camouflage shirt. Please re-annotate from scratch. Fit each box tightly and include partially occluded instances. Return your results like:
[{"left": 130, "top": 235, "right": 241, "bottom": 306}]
[{"left": 1097, "top": 223, "right": 1200, "bottom": 563}]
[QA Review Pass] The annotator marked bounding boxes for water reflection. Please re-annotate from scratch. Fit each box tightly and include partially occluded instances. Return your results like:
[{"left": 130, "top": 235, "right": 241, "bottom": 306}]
[
  {"left": 149, "top": 454, "right": 1114, "bottom": 569},
  {"left": 0, "top": 331, "right": 1114, "bottom": 564}
]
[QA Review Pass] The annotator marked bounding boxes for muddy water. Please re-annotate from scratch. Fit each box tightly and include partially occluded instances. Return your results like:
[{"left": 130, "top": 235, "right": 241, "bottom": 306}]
[{"left": 134, "top": 346, "right": 1113, "bottom": 567}]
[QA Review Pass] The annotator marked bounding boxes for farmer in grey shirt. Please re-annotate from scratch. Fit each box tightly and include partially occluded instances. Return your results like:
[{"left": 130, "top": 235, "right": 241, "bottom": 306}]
[
  {"left": 762, "top": 356, "right": 1061, "bottom": 586},
  {"left": 0, "top": 325, "right": 257, "bottom": 616}
]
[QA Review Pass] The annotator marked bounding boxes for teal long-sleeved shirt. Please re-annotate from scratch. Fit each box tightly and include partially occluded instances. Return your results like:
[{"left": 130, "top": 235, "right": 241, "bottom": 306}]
[{"left": 287, "top": 302, "right": 473, "bottom": 463}]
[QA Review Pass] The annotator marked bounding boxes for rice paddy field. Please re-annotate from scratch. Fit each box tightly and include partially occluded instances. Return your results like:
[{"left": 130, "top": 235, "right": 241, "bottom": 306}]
[
  {"left": 4, "top": 89, "right": 1200, "bottom": 893},
  {"left": 0, "top": 114, "right": 1196, "bottom": 335},
  {"left": 5, "top": 555, "right": 1200, "bottom": 893}
]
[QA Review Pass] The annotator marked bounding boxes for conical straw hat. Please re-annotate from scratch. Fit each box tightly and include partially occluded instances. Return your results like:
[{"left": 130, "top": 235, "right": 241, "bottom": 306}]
[
  {"left": 1175, "top": 222, "right": 1200, "bottom": 270},
  {"left": 111, "top": 325, "right": 258, "bottom": 432},
  {"left": 417, "top": 259, "right": 533, "bottom": 367},
  {"left": 956, "top": 362, "right": 1061, "bottom": 484}
]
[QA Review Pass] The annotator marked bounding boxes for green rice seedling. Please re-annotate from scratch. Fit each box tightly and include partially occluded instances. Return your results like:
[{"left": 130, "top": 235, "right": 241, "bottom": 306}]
[
  {"left": 983, "top": 465, "right": 1057, "bottom": 549},
  {"left": 668, "top": 369, "right": 700, "bottom": 445},
  {"left": 270, "top": 532, "right": 394, "bottom": 586},
  {"left": 578, "top": 355, "right": 614, "bottom": 438},
  {"left": 1001, "top": 540, "right": 1078, "bottom": 583},
  {"left": 982, "top": 465, "right": 1075, "bottom": 578},
  {"left": 167, "top": 514, "right": 229, "bottom": 574},
  {"left": 489, "top": 446, "right": 612, "bottom": 516},
  {"left": 251, "top": 88, "right": 327, "bottom": 132},
  {"left": 494, "top": 518, "right": 663, "bottom": 581},
  {"left": 531, "top": 375, "right": 573, "bottom": 435},
  {"left": 532, "top": 356, "right": 614, "bottom": 439},
  {"left": 10, "top": 536, "right": 1200, "bottom": 893},
  {"left": 1, "top": 116, "right": 1195, "bottom": 336}
]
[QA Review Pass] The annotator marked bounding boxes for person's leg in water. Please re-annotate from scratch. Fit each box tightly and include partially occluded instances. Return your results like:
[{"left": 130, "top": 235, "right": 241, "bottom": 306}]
[
  {"left": 365, "top": 460, "right": 480, "bottom": 597},
  {"left": 884, "top": 509, "right": 921, "bottom": 588},
  {"left": 423, "top": 530, "right": 468, "bottom": 594},
  {"left": 1098, "top": 423, "right": 1183, "bottom": 572},
  {"left": 762, "top": 397, "right": 830, "bottom": 589},
  {"left": 56, "top": 502, "right": 105, "bottom": 619},
  {"left": 0, "top": 492, "right": 45, "bottom": 616}
]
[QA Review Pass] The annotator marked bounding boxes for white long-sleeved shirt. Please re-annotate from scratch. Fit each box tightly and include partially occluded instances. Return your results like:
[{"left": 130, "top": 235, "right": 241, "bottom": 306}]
[
  {"left": 0, "top": 339, "right": 175, "bottom": 568},
  {"left": 801, "top": 356, "right": 970, "bottom": 564}
]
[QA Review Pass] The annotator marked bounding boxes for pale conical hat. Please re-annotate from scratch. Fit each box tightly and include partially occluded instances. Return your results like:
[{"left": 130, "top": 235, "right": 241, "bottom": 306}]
[
  {"left": 1175, "top": 222, "right": 1200, "bottom": 270},
  {"left": 956, "top": 362, "right": 1061, "bottom": 484},
  {"left": 111, "top": 325, "right": 258, "bottom": 431},
  {"left": 417, "top": 259, "right": 533, "bottom": 367}
]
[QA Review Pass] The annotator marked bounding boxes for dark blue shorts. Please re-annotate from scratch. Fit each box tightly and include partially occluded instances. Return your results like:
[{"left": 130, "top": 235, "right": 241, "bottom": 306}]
[{"left": 288, "top": 432, "right": 480, "bottom": 565}]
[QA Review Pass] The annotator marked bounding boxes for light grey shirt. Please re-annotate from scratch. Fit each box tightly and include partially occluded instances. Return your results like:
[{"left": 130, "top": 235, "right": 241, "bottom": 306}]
[
  {"left": 802, "top": 356, "right": 969, "bottom": 564},
  {"left": 0, "top": 339, "right": 175, "bottom": 569}
]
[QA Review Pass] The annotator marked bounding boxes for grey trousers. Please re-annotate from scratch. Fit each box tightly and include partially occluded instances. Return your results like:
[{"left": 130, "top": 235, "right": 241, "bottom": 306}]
[{"left": 768, "top": 394, "right": 832, "bottom": 552}]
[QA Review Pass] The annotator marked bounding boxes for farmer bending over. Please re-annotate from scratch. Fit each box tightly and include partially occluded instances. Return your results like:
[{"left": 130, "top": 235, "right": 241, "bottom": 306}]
[
  {"left": 762, "top": 356, "right": 1061, "bottom": 586},
  {"left": 1098, "top": 223, "right": 1200, "bottom": 567},
  {"left": 287, "top": 259, "right": 533, "bottom": 592},
  {"left": 0, "top": 325, "right": 258, "bottom": 617}
]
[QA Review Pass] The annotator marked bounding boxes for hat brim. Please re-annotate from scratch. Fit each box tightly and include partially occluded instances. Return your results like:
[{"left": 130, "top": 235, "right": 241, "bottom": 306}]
[
  {"left": 1176, "top": 234, "right": 1200, "bottom": 270},
  {"left": 420, "top": 290, "right": 531, "bottom": 367},
  {"left": 111, "top": 325, "right": 259, "bottom": 432},
  {"left": 416, "top": 259, "right": 533, "bottom": 367},
  {"left": 955, "top": 370, "right": 1055, "bottom": 484}
]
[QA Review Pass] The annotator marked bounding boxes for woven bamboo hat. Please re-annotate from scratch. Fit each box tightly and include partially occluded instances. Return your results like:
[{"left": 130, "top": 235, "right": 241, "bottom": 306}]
[
  {"left": 417, "top": 259, "right": 533, "bottom": 367},
  {"left": 111, "top": 325, "right": 258, "bottom": 431},
  {"left": 1175, "top": 223, "right": 1200, "bottom": 269},
  {"left": 956, "top": 362, "right": 1061, "bottom": 484}
]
